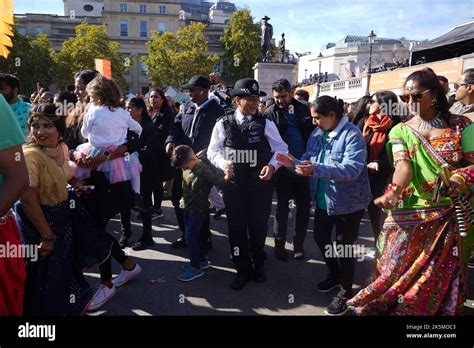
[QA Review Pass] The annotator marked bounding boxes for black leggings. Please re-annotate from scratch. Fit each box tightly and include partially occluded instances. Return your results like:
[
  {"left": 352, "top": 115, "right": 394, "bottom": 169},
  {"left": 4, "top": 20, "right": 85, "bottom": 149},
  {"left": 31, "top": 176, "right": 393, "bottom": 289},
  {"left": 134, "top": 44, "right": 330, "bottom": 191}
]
[
  {"left": 313, "top": 208, "right": 365, "bottom": 296},
  {"left": 85, "top": 172, "right": 133, "bottom": 282}
]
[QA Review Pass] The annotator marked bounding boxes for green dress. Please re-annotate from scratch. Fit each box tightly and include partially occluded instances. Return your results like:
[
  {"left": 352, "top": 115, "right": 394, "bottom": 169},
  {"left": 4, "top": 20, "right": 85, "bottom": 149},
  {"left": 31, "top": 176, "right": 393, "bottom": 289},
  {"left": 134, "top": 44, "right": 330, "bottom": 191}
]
[{"left": 348, "top": 115, "right": 474, "bottom": 315}]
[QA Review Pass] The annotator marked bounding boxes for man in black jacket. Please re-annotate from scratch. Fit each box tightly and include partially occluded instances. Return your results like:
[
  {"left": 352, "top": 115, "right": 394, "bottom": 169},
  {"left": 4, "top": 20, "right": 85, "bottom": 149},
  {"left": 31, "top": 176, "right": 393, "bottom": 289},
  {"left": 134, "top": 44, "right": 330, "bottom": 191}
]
[
  {"left": 264, "top": 79, "right": 313, "bottom": 261},
  {"left": 165, "top": 75, "right": 225, "bottom": 250}
]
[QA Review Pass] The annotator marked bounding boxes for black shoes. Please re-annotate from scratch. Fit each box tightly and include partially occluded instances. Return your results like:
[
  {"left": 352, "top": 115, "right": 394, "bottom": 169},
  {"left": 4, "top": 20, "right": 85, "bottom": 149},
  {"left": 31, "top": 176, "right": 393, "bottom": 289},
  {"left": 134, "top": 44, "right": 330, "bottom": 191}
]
[
  {"left": 151, "top": 207, "right": 164, "bottom": 219},
  {"left": 274, "top": 243, "right": 289, "bottom": 261},
  {"left": 293, "top": 248, "right": 305, "bottom": 260},
  {"left": 132, "top": 238, "right": 154, "bottom": 251},
  {"left": 316, "top": 275, "right": 342, "bottom": 293},
  {"left": 324, "top": 289, "right": 350, "bottom": 316},
  {"left": 213, "top": 208, "right": 226, "bottom": 219},
  {"left": 230, "top": 274, "right": 251, "bottom": 290},
  {"left": 171, "top": 237, "right": 186, "bottom": 249},
  {"left": 119, "top": 232, "right": 131, "bottom": 248},
  {"left": 253, "top": 267, "right": 266, "bottom": 283},
  {"left": 131, "top": 193, "right": 148, "bottom": 213}
]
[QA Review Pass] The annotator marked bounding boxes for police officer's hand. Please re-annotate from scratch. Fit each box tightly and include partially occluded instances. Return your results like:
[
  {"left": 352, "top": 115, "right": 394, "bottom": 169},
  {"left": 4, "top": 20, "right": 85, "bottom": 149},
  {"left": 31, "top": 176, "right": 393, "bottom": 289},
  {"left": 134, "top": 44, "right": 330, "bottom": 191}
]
[
  {"left": 224, "top": 161, "right": 234, "bottom": 179},
  {"left": 259, "top": 165, "right": 275, "bottom": 181},
  {"left": 275, "top": 153, "right": 295, "bottom": 168},
  {"left": 166, "top": 143, "right": 175, "bottom": 157}
]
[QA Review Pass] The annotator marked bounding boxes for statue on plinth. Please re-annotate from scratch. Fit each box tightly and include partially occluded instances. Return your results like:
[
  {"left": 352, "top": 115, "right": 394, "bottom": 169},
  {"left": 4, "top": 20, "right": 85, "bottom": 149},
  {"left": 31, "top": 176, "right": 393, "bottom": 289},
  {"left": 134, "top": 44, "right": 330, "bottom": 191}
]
[
  {"left": 279, "top": 33, "right": 286, "bottom": 63},
  {"left": 261, "top": 16, "right": 273, "bottom": 62}
]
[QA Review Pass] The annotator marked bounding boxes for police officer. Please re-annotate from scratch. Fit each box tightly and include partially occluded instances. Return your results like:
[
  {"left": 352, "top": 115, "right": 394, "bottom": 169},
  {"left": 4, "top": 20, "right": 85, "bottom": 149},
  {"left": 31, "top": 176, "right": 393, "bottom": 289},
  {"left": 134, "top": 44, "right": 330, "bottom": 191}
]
[
  {"left": 208, "top": 78, "right": 288, "bottom": 290},
  {"left": 264, "top": 79, "right": 313, "bottom": 261},
  {"left": 165, "top": 75, "right": 225, "bottom": 250}
]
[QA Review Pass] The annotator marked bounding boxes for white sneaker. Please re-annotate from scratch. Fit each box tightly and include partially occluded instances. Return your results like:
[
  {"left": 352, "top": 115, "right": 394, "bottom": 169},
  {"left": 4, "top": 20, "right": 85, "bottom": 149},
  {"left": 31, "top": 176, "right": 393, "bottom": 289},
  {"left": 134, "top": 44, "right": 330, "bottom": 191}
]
[
  {"left": 87, "top": 284, "right": 116, "bottom": 311},
  {"left": 364, "top": 249, "right": 376, "bottom": 260},
  {"left": 112, "top": 263, "right": 142, "bottom": 287}
]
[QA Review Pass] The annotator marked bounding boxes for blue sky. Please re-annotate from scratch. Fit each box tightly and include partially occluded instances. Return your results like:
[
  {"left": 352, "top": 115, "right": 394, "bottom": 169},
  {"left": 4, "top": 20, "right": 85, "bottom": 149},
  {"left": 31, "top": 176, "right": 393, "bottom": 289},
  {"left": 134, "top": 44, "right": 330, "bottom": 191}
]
[{"left": 14, "top": 0, "right": 474, "bottom": 53}]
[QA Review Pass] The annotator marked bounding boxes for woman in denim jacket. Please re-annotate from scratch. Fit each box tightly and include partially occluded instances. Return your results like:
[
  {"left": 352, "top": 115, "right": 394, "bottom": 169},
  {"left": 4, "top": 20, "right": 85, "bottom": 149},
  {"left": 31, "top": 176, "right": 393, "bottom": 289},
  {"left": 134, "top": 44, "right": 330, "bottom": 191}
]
[{"left": 277, "top": 96, "right": 372, "bottom": 316}]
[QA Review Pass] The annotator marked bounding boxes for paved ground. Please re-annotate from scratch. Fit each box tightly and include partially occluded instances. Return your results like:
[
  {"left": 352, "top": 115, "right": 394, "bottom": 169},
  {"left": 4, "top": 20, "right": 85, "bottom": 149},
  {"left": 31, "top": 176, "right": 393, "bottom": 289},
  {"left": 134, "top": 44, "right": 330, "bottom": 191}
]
[{"left": 84, "top": 197, "right": 474, "bottom": 316}]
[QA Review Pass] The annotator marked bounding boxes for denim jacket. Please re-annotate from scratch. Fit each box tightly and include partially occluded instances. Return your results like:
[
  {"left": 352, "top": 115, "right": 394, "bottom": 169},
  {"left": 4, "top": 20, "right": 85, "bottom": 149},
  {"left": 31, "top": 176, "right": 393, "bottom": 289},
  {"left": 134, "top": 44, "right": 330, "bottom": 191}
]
[{"left": 299, "top": 116, "right": 372, "bottom": 215}]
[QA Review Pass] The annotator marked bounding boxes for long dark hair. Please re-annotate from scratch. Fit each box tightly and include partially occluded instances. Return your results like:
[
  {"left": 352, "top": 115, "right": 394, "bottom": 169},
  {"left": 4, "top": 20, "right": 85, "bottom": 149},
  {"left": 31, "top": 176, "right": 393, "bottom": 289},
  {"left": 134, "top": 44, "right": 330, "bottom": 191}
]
[
  {"left": 127, "top": 97, "right": 150, "bottom": 121},
  {"left": 404, "top": 68, "right": 450, "bottom": 124},
  {"left": 26, "top": 103, "right": 66, "bottom": 145},
  {"left": 351, "top": 95, "right": 372, "bottom": 125},
  {"left": 148, "top": 87, "right": 172, "bottom": 115},
  {"left": 311, "top": 96, "right": 344, "bottom": 119},
  {"left": 74, "top": 70, "right": 99, "bottom": 85}
]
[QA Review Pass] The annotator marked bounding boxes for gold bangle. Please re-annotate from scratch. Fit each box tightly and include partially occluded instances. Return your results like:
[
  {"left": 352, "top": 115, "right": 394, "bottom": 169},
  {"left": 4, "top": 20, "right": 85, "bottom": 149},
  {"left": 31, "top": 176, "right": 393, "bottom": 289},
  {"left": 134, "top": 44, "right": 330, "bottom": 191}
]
[{"left": 451, "top": 174, "right": 466, "bottom": 185}]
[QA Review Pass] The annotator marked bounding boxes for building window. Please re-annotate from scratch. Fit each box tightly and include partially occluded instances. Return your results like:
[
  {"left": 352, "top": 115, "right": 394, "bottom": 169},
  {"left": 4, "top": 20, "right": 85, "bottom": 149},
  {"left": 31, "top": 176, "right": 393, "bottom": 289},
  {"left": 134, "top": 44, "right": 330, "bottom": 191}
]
[
  {"left": 140, "top": 21, "right": 147, "bottom": 38},
  {"left": 159, "top": 6, "right": 166, "bottom": 14},
  {"left": 139, "top": 4, "right": 147, "bottom": 13},
  {"left": 120, "top": 3, "right": 127, "bottom": 12},
  {"left": 158, "top": 22, "right": 166, "bottom": 35},
  {"left": 83, "top": 4, "right": 94, "bottom": 12},
  {"left": 120, "top": 20, "right": 128, "bottom": 36},
  {"left": 140, "top": 62, "right": 148, "bottom": 76},
  {"left": 18, "top": 27, "right": 27, "bottom": 36},
  {"left": 35, "top": 26, "right": 44, "bottom": 34}
]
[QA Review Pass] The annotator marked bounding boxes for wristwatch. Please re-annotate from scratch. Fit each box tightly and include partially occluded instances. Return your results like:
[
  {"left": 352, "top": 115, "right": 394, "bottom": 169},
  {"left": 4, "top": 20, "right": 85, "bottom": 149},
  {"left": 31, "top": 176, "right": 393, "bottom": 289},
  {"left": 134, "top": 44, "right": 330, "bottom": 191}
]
[{"left": 103, "top": 150, "right": 111, "bottom": 161}]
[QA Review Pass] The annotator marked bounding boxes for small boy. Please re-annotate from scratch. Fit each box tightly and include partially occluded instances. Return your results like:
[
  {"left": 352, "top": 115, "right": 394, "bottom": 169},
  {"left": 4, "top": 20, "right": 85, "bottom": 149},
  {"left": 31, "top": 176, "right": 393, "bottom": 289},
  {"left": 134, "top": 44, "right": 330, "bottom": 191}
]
[{"left": 171, "top": 145, "right": 230, "bottom": 281}]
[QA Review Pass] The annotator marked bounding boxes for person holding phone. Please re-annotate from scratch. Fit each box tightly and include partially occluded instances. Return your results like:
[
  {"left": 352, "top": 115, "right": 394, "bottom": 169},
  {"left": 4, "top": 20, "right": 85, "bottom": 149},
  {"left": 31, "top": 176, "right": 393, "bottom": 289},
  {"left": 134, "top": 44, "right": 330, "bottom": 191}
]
[{"left": 276, "top": 96, "right": 371, "bottom": 315}]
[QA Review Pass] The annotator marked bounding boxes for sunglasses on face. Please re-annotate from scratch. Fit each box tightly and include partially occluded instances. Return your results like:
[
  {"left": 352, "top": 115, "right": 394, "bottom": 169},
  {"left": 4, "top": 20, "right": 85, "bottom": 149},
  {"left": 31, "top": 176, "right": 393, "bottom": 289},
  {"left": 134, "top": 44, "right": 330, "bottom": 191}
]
[
  {"left": 401, "top": 89, "right": 430, "bottom": 103},
  {"left": 454, "top": 83, "right": 469, "bottom": 91}
]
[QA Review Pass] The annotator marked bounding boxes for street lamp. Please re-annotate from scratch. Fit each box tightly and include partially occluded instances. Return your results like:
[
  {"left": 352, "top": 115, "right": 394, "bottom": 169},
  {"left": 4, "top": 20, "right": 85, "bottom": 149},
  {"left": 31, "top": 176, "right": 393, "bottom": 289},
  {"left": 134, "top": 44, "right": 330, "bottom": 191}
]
[
  {"left": 317, "top": 52, "right": 323, "bottom": 97},
  {"left": 366, "top": 30, "right": 376, "bottom": 95}
]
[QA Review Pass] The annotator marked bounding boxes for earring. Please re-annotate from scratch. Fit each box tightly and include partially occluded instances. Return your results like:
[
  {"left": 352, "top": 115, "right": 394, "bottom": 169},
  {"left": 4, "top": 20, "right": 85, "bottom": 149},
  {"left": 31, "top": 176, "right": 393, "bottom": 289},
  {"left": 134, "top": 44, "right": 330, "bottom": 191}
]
[{"left": 431, "top": 98, "right": 438, "bottom": 108}]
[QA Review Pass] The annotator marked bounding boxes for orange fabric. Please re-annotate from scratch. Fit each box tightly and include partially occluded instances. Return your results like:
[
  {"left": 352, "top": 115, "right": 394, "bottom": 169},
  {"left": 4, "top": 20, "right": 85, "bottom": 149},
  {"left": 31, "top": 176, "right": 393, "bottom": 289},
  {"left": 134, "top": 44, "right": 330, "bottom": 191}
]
[{"left": 363, "top": 114, "right": 393, "bottom": 163}]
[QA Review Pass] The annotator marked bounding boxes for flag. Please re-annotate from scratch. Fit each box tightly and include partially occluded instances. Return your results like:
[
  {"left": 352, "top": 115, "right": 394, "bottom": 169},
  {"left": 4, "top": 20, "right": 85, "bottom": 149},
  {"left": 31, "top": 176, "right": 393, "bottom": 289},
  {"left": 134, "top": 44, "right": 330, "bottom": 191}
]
[
  {"left": 0, "top": 0, "right": 14, "bottom": 59},
  {"left": 95, "top": 59, "right": 112, "bottom": 79}
]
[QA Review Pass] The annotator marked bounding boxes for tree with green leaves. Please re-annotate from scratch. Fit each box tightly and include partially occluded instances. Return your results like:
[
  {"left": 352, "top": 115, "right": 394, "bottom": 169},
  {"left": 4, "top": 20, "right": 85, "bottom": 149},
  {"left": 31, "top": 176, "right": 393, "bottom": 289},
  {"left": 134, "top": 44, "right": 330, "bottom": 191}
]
[
  {"left": 0, "top": 29, "right": 55, "bottom": 96},
  {"left": 54, "top": 23, "right": 131, "bottom": 90},
  {"left": 144, "top": 22, "right": 219, "bottom": 88},
  {"left": 220, "top": 8, "right": 261, "bottom": 83}
]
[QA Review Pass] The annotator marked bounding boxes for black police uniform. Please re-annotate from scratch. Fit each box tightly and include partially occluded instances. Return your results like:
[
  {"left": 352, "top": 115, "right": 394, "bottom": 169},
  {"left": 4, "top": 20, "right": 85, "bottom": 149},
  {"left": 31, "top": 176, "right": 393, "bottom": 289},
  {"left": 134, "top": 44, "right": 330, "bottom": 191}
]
[{"left": 221, "top": 110, "right": 274, "bottom": 278}]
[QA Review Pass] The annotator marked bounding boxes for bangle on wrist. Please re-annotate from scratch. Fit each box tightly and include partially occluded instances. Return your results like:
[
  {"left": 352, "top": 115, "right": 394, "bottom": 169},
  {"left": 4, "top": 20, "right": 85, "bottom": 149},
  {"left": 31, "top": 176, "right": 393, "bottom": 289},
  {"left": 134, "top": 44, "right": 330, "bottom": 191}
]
[
  {"left": 40, "top": 235, "right": 56, "bottom": 242},
  {"left": 451, "top": 174, "right": 467, "bottom": 185},
  {"left": 451, "top": 169, "right": 474, "bottom": 185},
  {"left": 385, "top": 182, "right": 402, "bottom": 195}
]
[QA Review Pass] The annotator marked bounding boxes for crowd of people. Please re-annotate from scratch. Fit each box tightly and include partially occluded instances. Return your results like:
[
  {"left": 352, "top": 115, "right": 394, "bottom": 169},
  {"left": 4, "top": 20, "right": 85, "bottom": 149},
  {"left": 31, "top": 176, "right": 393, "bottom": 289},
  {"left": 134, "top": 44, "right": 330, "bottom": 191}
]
[{"left": 0, "top": 66, "right": 473, "bottom": 316}]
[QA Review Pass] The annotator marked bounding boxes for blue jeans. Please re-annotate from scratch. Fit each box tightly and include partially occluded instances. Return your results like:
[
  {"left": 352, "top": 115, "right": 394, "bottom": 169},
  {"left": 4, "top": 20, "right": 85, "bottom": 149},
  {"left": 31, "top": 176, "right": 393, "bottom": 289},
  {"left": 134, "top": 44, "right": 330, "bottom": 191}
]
[{"left": 184, "top": 211, "right": 207, "bottom": 268}]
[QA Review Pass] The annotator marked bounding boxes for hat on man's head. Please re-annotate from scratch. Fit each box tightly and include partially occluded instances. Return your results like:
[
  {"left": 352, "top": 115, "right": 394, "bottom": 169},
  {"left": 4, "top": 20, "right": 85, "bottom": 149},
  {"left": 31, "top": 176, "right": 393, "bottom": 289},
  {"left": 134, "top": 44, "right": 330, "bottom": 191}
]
[
  {"left": 229, "top": 78, "right": 267, "bottom": 98},
  {"left": 181, "top": 75, "right": 211, "bottom": 90},
  {"left": 262, "top": 15, "right": 271, "bottom": 20}
]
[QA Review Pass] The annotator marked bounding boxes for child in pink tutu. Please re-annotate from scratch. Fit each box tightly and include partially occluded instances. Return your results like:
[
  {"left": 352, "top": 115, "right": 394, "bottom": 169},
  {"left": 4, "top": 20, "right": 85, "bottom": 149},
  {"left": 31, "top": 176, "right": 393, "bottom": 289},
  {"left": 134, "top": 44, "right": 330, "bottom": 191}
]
[{"left": 69, "top": 75, "right": 146, "bottom": 211}]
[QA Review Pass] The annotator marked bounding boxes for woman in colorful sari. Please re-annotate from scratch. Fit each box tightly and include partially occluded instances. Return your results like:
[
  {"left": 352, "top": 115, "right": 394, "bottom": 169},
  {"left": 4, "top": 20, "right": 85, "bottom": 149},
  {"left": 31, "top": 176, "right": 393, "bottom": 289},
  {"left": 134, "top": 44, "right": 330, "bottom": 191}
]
[
  {"left": 15, "top": 103, "right": 112, "bottom": 315},
  {"left": 348, "top": 69, "right": 474, "bottom": 315}
]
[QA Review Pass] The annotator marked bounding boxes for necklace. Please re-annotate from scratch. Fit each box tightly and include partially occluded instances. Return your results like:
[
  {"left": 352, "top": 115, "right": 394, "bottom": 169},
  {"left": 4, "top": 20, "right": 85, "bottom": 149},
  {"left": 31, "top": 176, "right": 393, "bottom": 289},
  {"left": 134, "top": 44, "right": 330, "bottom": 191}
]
[
  {"left": 415, "top": 113, "right": 444, "bottom": 132},
  {"left": 43, "top": 144, "right": 62, "bottom": 159}
]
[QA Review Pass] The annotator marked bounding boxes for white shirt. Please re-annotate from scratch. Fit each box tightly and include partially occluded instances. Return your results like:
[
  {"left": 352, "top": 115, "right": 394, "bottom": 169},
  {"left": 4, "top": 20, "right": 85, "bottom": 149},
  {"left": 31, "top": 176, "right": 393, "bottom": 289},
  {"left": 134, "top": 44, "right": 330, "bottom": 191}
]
[
  {"left": 81, "top": 104, "right": 142, "bottom": 148},
  {"left": 208, "top": 109, "right": 288, "bottom": 171}
]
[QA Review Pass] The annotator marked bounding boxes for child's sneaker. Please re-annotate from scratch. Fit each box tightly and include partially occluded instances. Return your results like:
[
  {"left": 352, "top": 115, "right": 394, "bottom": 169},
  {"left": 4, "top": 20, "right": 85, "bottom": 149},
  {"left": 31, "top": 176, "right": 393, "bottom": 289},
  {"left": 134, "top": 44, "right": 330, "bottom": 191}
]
[
  {"left": 182, "top": 260, "right": 211, "bottom": 271},
  {"left": 177, "top": 266, "right": 204, "bottom": 282}
]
